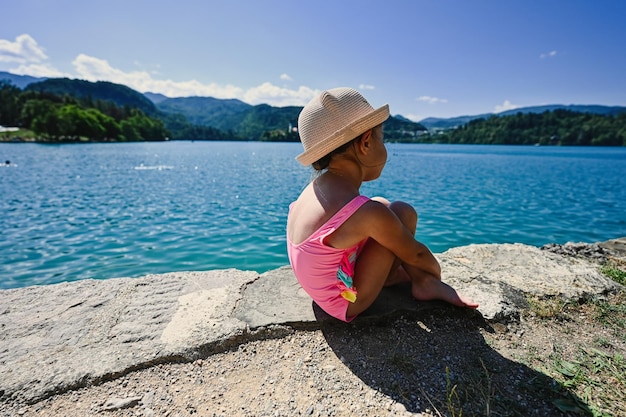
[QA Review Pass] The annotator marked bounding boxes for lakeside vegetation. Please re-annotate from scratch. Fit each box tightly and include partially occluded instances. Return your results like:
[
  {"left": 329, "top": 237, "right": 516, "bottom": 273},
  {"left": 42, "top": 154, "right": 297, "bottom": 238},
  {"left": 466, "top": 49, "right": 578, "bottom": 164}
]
[
  {"left": 1, "top": 76, "right": 625, "bottom": 145},
  {"left": 425, "top": 109, "right": 626, "bottom": 146},
  {"left": 0, "top": 81, "right": 169, "bottom": 142}
]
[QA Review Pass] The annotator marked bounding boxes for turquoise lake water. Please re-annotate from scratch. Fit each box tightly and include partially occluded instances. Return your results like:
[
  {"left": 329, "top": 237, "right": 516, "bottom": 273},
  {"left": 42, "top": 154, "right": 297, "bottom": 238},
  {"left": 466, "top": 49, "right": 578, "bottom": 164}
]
[{"left": 1, "top": 141, "right": 625, "bottom": 289}]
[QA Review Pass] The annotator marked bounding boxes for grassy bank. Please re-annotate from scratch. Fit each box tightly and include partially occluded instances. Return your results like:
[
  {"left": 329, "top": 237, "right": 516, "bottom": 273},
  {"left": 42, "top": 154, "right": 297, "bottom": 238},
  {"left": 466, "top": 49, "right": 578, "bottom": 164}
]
[
  {"left": 442, "top": 262, "right": 626, "bottom": 416},
  {"left": 0, "top": 128, "right": 37, "bottom": 142}
]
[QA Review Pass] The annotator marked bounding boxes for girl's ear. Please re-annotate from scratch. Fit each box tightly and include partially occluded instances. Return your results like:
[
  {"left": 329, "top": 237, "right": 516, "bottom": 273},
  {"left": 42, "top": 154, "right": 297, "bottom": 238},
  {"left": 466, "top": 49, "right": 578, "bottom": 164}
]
[{"left": 356, "top": 129, "right": 373, "bottom": 154}]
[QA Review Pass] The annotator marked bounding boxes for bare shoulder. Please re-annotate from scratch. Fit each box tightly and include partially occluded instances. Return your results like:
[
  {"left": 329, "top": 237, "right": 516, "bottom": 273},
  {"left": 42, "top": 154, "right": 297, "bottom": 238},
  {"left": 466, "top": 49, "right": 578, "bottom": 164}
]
[
  {"left": 287, "top": 196, "right": 324, "bottom": 244},
  {"left": 287, "top": 184, "right": 353, "bottom": 244}
]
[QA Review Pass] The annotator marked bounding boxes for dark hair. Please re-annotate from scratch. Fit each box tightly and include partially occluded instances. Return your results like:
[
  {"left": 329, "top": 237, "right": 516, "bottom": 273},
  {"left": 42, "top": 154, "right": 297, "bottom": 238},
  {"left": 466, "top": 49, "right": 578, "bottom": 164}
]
[{"left": 311, "top": 135, "right": 363, "bottom": 171}]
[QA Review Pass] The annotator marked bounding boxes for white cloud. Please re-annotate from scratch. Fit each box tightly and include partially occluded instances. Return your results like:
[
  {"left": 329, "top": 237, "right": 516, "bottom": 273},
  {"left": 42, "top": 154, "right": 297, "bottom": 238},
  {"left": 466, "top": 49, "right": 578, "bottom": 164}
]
[
  {"left": 0, "top": 34, "right": 67, "bottom": 77},
  {"left": 0, "top": 34, "right": 48, "bottom": 64},
  {"left": 243, "top": 82, "right": 319, "bottom": 107},
  {"left": 72, "top": 53, "right": 245, "bottom": 98},
  {"left": 359, "top": 84, "right": 375, "bottom": 90},
  {"left": 494, "top": 100, "right": 519, "bottom": 113},
  {"left": 404, "top": 114, "right": 425, "bottom": 122},
  {"left": 72, "top": 53, "right": 318, "bottom": 106},
  {"left": 1, "top": 34, "right": 319, "bottom": 107},
  {"left": 540, "top": 50, "right": 558, "bottom": 59},
  {"left": 73, "top": 54, "right": 128, "bottom": 81},
  {"left": 417, "top": 95, "right": 448, "bottom": 104},
  {"left": 9, "top": 63, "right": 66, "bottom": 78}
]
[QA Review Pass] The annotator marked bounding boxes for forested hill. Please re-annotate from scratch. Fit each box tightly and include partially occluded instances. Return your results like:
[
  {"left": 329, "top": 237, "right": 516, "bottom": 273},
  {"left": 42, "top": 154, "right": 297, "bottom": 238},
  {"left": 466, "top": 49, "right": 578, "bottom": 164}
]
[
  {"left": 156, "top": 96, "right": 252, "bottom": 128},
  {"left": 0, "top": 80, "right": 168, "bottom": 142},
  {"left": 0, "top": 71, "right": 46, "bottom": 89},
  {"left": 429, "top": 109, "right": 626, "bottom": 146},
  {"left": 26, "top": 78, "right": 157, "bottom": 115},
  {"left": 153, "top": 95, "right": 301, "bottom": 140},
  {"left": 419, "top": 104, "right": 626, "bottom": 130},
  {"left": 4, "top": 72, "right": 622, "bottom": 145},
  {"left": 1, "top": 76, "right": 427, "bottom": 142},
  {"left": 152, "top": 95, "right": 427, "bottom": 141}
]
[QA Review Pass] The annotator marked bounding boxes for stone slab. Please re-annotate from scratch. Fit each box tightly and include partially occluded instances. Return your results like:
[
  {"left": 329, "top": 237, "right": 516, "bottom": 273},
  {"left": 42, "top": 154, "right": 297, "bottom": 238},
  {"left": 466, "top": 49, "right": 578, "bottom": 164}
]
[
  {"left": 0, "top": 269, "right": 257, "bottom": 404},
  {"left": 0, "top": 241, "right": 623, "bottom": 404}
]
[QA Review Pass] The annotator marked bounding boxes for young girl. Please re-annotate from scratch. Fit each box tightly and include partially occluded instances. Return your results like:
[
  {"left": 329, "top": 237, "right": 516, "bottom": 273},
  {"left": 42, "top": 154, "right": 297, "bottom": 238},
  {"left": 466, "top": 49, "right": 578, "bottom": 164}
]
[{"left": 287, "top": 87, "right": 478, "bottom": 322}]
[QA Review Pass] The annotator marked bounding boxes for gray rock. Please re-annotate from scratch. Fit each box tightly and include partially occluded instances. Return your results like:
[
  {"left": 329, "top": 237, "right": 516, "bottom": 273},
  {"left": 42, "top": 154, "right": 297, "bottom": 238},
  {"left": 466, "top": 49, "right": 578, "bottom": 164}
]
[
  {"left": 542, "top": 236, "right": 626, "bottom": 265},
  {"left": 103, "top": 396, "right": 142, "bottom": 410},
  {"left": 599, "top": 237, "right": 626, "bottom": 258},
  {"left": 0, "top": 240, "right": 623, "bottom": 405},
  {"left": 440, "top": 243, "right": 620, "bottom": 320},
  {"left": 0, "top": 269, "right": 258, "bottom": 404}
]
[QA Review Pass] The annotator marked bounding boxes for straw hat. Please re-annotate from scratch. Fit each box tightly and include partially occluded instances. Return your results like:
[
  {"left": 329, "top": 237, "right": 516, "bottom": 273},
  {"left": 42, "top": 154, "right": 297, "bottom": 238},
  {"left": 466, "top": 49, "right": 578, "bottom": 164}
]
[{"left": 296, "top": 87, "right": 389, "bottom": 166}]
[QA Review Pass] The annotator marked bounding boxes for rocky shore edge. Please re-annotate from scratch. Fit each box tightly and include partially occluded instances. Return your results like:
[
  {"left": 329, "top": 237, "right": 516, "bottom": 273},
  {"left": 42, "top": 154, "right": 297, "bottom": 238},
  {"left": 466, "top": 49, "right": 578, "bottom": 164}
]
[{"left": 1, "top": 238, "right": 624, "bottom": 408}]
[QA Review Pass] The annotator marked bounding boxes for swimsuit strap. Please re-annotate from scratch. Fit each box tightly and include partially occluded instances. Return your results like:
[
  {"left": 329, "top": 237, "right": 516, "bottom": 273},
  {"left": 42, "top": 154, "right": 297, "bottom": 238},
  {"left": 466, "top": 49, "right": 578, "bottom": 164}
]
[
  {"left": 308, "top": 195, "right": 370, "bottom": 239},
  {"left": 288, "top": 195, "right": 370, "bottom": 247},
  {"left": 325, "top": 195, "right": 370, "bottom": 227}
]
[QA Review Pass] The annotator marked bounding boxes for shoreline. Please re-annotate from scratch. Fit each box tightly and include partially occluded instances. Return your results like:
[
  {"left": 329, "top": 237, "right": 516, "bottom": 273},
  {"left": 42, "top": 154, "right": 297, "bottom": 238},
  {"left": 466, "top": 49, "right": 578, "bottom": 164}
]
[
  {"left": 1, "top": 238, "right": 623, "bottom": 292},
  {"left": 3, "top": 134, "right": 626, "bottom": 146}
]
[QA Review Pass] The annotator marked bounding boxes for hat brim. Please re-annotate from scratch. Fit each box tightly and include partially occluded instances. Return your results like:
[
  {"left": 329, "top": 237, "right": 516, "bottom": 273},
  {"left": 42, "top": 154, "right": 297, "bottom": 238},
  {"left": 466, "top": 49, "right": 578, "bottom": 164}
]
[{"left": 296, "top": 104, "right": 389, "bottom": 166}]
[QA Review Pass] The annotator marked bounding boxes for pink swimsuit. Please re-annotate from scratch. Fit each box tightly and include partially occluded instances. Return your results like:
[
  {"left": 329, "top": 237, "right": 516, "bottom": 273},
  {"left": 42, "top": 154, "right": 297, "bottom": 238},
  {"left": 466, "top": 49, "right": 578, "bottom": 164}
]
[{"left": 287, "top": 195, "right": 370, "bottom": 322}]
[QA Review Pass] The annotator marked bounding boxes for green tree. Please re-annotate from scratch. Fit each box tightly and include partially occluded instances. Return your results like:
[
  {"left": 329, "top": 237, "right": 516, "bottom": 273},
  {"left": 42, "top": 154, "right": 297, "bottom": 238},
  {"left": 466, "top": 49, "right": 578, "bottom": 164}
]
[
  {"left": 21, "top": 99, "right": 61, "bottom": 138},
  {"left": 119, "top": 119, "right": 141, "bottom": 141},
  {"left": 57, "top": 105, "right": 105, "bottom": 139},
  {"left": 432, "top": 110, "right": 625, "bottom": 146},
  {"left": 121, "top": 110, "right": 168, "bottom": 140},
  {"left": 0, "top": 82, "right": 22, "bottom": 126}
]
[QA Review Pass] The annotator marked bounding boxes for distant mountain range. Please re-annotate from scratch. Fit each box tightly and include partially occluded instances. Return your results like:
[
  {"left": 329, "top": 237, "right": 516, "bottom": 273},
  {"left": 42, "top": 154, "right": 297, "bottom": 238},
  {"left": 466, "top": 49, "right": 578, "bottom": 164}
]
[
  {"left": 3, "top": 71, "right": 625, "bottom": 137},
  {"left": 148, "top": 94, "right": 426, "bottom": 140},
  {"left": 153, "top": 95, "right": 269, "bottom": 132},
  {"left": 0, "top": 71, "right": 45, "bottom": 89},
  {"left": 418, "top": 104, "right": 626, "bottom": 130},
  {"left": 0, "top": 72, "right": 425, "bottom": 139}
]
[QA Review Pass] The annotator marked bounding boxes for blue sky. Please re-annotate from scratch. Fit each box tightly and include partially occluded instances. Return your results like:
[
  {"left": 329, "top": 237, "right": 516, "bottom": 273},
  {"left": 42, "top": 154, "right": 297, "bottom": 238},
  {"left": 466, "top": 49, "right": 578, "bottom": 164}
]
[{"left": 1, "top": 0, "right": 625, "bottom": 121}]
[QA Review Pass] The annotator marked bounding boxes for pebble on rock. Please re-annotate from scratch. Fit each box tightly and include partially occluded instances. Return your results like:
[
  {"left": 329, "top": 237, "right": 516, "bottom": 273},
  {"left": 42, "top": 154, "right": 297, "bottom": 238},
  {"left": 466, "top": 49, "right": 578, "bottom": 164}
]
[{"left": 103, "top": 396, "right": 143, "bottom": 411}]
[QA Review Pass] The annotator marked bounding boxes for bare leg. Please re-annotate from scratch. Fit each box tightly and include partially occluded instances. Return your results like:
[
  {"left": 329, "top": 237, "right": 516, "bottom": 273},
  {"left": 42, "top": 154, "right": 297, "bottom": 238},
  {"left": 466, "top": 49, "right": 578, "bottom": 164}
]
[
  {"left": 371, "top": 199, "right": 414, "bottom": 289},
  {"left": 346, "top": 236, "right": 398, "bottom": 317},
  {"left": 347, "top": 199, "right": 478, "bottom": 317},
  {"left": 383, "top": 265, "right": 411, "bottom": 286}
]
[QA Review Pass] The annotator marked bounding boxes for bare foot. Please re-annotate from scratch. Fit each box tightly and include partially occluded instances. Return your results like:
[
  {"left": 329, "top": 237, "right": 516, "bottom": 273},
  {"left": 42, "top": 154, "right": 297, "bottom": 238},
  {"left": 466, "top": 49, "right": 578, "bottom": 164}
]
[{"left": 411, "top": 274, "right": 479, "bottom": 309}]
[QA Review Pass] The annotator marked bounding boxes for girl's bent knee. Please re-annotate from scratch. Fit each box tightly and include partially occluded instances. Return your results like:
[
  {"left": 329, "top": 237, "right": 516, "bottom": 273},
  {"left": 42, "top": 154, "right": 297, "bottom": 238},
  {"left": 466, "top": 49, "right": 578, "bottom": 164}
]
[{"left": 389, "top": 201, "right": 418, "bottom": 227}]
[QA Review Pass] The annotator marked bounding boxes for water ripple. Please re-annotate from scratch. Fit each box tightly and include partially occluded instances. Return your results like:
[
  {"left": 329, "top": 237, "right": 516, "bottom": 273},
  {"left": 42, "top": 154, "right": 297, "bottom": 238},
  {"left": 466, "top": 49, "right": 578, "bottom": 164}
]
[{"left": 1, "top": 142, "right": 625, "bottom": 289}]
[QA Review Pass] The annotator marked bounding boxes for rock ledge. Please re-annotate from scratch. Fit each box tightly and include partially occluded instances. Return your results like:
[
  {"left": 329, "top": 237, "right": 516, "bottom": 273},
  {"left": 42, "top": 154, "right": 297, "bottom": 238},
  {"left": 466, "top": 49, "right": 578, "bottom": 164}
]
[{"left": 1, "top": 239, "right": 624, "bottom": 404}]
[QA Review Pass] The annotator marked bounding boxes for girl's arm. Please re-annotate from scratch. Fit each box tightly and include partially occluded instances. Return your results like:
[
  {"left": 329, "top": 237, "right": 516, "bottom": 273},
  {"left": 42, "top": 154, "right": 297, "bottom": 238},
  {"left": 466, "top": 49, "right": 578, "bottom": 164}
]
[{"left": 358, "top": 201, "right": 441, "bottom": 278}]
